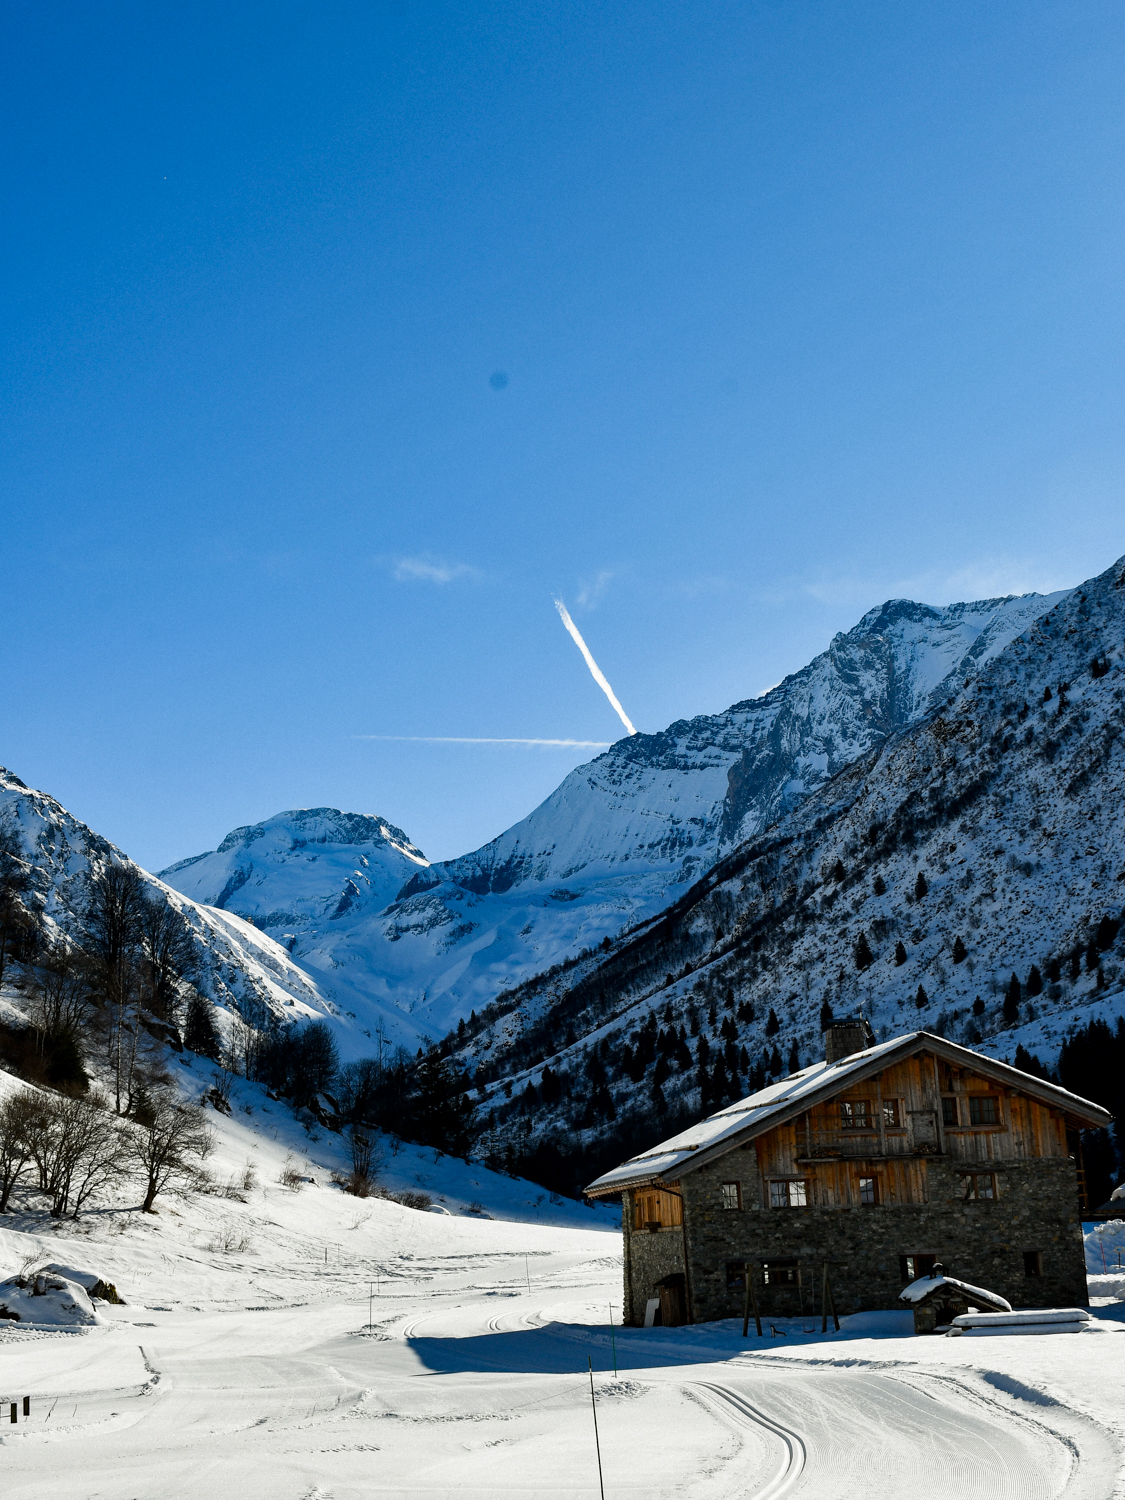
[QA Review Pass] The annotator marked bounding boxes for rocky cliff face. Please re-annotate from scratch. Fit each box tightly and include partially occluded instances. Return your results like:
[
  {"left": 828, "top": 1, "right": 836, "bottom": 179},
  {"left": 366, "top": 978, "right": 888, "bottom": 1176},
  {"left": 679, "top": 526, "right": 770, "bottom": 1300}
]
[
  {"left": 163, "top": 588, "right": 1066, "bottom": 1044},
  {"left": 459, "top": 556, "right": 1125, "bottom": 1187}
]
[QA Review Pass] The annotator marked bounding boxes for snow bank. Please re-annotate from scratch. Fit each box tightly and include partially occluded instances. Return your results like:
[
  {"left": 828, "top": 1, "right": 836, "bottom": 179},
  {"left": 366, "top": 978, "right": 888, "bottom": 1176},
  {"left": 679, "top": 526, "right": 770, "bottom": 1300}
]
[
  {"left": 0, "top": 1272, "right": 102, "bottom": 1327},
  {"left": 1084, "top": 1218, "right": 1125, "bottom": 1275},
  {"left": 950, "top": 1308, "right": 1090, "bottom": 1337}
]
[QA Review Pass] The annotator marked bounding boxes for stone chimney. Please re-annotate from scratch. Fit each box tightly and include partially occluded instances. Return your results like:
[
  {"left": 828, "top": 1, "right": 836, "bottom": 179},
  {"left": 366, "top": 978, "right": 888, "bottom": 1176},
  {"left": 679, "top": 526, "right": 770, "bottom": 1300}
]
[{"left": 824, "top": 1016, "right": 876, "bottom": 1065}]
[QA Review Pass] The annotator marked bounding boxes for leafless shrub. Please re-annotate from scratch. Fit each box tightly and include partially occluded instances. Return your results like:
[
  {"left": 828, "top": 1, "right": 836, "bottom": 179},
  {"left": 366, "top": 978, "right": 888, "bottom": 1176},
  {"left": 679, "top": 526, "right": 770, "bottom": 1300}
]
[
  {"left": 381, "top": 1189, "right": 432, "bottom": 1211},
  {"left": 279, "top": 1156, "right": 304, "bottom": 1191},
  {"left": 240, "top": 1159, "right": 258, "bottom": 1193},
  {"left": 207, "top": 1218, "right": 253, "bottom": 1254}
]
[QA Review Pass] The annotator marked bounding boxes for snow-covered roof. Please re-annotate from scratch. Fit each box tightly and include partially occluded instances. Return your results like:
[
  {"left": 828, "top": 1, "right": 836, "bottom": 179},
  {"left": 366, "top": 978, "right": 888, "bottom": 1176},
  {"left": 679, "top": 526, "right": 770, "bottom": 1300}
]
[
  {"left": 584, "top": 1029, "right": 1112, "bottom": 1196},
  {"left": 898, "top": 1273, "right": 1011, "bottom": 1312}
]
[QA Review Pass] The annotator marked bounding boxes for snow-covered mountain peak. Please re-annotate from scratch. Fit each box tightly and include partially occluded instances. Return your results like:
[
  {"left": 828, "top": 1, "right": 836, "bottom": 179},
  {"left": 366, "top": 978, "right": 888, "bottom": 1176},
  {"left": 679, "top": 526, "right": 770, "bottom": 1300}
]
[{"left": 159, "top": 808, "right": 429, "bottom": 931}]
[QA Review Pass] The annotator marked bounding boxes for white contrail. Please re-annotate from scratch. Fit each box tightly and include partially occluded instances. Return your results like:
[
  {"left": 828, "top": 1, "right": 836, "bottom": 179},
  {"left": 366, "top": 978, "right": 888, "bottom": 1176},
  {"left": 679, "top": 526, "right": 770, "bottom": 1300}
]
[
  {"left": 553, "top": 598, "right": 637, "bottom": 736},
  {"left": 352, "top": 736, "right": 611, "bottom": 747}
]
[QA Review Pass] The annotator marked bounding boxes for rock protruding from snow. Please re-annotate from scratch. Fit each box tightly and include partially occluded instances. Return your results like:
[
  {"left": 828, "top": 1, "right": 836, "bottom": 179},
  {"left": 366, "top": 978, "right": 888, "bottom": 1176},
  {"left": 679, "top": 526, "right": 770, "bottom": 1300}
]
[{"left": 0, "top": 1271, "right": 102, "bottom": 1326}]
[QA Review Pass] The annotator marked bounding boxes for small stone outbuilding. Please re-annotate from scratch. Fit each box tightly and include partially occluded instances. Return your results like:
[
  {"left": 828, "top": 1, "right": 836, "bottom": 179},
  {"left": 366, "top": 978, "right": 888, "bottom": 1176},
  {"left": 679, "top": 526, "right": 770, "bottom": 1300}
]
[
  {"left": 585, "top": 1022, "right": 1111, "bottom": 1328},
  {"left": 898, "top": 1265, "right": 1011, "bottom": 1334}
]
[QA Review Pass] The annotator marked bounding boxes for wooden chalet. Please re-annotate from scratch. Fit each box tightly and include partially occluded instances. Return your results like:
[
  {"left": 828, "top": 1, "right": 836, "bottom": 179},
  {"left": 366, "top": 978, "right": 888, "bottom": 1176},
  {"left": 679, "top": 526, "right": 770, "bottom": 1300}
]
[{"left": 585, "top": 1019, "right": 1111, "bottom": 1327}]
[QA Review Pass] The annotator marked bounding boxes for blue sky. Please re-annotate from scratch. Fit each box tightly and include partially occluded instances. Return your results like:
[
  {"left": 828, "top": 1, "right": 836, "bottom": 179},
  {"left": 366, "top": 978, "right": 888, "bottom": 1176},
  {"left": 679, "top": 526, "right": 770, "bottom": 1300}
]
[{"left": 3, "top": 1, "right": 1124, "bottom": 870}]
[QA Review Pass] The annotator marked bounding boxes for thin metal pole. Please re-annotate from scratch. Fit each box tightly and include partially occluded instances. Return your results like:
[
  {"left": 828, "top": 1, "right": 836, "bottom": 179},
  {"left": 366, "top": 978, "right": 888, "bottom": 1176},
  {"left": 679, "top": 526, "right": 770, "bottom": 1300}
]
[
  {"left": 525, "top": 1255, "right": 531, "bottom": 1294},
  {"left": 369, "top": 1281, "right": 373, "bottom": 1329},
  {"left": 587, "top": 1358, "right": 606, "bottom": 1500},
  {"left": 608, "top": 1304, "right": 618, "bottom": 1377}
]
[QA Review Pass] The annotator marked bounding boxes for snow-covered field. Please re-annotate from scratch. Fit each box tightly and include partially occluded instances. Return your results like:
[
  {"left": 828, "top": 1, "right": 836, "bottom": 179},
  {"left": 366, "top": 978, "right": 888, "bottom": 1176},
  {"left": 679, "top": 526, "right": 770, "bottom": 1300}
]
[{"left": 0, "top": 1071, "right": 1121, "bottom": 1498}]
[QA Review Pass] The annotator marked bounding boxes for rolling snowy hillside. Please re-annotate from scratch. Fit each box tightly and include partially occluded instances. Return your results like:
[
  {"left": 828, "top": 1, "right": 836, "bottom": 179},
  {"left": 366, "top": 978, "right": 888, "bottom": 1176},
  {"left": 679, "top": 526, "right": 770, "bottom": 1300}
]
[{"left": 161, "top": 590, "right": 1067, "bottom": 1043}]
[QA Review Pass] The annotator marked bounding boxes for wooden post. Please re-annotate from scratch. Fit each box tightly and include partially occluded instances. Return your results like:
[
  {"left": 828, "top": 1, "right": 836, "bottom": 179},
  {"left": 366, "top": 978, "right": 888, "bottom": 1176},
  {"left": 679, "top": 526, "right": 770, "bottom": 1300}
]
[
  {"left": 742, "top": 1262, "right": 762, "bottom": 1338},
  {"left": 22, "top": 1396, "right": 29, "bottom": 1417},
  {"left": 9, "top": 1403, "right": 15, "bottom": 1424},
  {"left": 587, "top": 1358, "right": 606, "bottom": 1500}
]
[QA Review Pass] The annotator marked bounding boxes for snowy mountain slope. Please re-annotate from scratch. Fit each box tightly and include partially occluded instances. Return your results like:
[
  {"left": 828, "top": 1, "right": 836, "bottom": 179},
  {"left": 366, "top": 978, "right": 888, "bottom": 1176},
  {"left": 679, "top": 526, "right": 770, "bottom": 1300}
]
[
  {"left": 160, "top": 590, "right": 1067, "bottom": 1043},
  {"left": 460, "top": 554, "right": 1125, "bottom": 1173},
  {"left": 160, "top": 808, "right": 428, "bottom": 945},
  {"left": 0, "top": 769, "right": 394, "bottom": 1049}
]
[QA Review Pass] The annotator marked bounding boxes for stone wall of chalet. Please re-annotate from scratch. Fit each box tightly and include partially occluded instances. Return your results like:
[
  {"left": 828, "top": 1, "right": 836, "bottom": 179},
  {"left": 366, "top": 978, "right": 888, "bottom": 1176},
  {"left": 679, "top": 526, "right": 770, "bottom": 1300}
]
[
  {"left": 678, "top": 1153, "right": 1087, "bottom": 1325},
  {"left": 622, "top": 1191, "right": 684, "bottom": 1325}
]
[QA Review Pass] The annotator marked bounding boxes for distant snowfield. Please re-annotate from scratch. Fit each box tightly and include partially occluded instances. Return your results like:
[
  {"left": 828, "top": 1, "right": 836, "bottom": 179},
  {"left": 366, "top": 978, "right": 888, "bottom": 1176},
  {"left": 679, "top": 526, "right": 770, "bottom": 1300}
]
[{"left": 0, "top": 1069, "right": 1121, "bottom": 1497}]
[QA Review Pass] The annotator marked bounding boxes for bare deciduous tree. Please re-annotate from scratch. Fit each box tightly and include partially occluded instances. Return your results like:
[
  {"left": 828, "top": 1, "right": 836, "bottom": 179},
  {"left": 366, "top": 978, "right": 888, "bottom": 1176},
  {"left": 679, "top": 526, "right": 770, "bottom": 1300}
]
[
  {"left": 138, "top": 897, "right": 197, "bottom": 1023},
  {"left": 130, "top": 1092, "right": 212, "bottom": 1213},
  {"left": 0, "top": 1089, "right": 39, "bottom": 1212}
]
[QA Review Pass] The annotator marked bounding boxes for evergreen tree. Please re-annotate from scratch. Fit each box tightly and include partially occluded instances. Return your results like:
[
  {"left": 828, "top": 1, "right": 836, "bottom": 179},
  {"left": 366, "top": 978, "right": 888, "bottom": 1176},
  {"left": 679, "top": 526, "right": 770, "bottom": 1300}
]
[
  {"left": 414, "top": 1051, "right": 476, "bottom": 1157},
  {"left": 1046, "top": 957, "right": 1061, "bottom": 984},
  {"left": 1096, "top": 914, "right": 1120, "bottom": 952},
  {"left": 1086, "top": 939, "right": 1101, "bottom": 974},
  {"left": 1069, "top": 949, "right": 1082, "bottom": 982},
  {"left": 872, "top": 874, "right": 886, "bottom": 896},
  {"left": 1002, "top": 973, "right": 1021, "bottom": 1025},
  {"left": 894, "top": 941, "right": 908, "bottom": 966},
  {"left": 832, "top": 859, "right": 846, "bottom": 883},
  {"left": 787, "top": 1039, "right": 800, "bottom": 1074},
  {"left": 915, "top": 985, "right": 928, "bottom": 1009},
  {"left": 183, "top": 992, "right": 220, "bottom": 1060},
  {"left": 972, "top": 996, "right": 985, "bottom": 1017},
  {"left": 765, "top": 1007, "right": 780, "bottom": 1037},
  {"left": 768, "top": 1046, "right": 782, "bottom": 1075},
  {"left": 819, "top": 997, "right": 834, "bottom": 1031},
  {"left": 952, "top": 936, "right": 967, "bottom": 964},
  {"left": 853, "top": 932, "right": 874, "bottom": 971},
  {"left": 914, "top": 871, "right": 928, "bottom": 900},
  {"left": 1026, "top": 964, "right": 1043, "bottom": 997},
  {"left": 1013, "top": 1043, "right": 1052, "bottom": 1081}
]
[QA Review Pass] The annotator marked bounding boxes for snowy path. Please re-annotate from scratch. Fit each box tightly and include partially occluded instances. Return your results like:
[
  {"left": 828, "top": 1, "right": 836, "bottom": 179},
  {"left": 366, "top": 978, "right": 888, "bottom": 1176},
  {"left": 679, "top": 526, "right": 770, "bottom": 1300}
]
[{"left": 0, "top": 1263, "right": 1115, "bottom": 1499}]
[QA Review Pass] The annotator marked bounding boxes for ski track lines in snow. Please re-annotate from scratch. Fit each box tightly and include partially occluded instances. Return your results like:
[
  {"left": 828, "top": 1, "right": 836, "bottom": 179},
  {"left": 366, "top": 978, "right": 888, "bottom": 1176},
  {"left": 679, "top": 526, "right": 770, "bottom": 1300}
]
[{"left": 0, "top": 1290, "right": 1115, "bottom": 1500}]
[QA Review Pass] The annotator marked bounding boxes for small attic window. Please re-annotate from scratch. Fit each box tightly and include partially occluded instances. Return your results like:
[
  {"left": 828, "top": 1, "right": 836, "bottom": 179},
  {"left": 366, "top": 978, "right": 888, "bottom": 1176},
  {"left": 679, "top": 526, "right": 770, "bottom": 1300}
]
[
  {"left": 840, "top": 1099, "right": 872, "bottom": 1130},
  {"left": 720, "top": 1181, "right": 742, "bottom": 1211},
  {"left": 968, "top": 1096, "right": 1000, "bottom": 1126}
]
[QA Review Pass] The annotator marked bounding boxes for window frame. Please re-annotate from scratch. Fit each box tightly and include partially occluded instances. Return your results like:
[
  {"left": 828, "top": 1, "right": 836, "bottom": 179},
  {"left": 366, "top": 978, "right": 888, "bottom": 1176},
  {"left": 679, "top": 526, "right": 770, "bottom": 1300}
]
[
  {"left": 899, "top": 1253, "right": 937, "bottom": 1282},
  {"left": 967, "top": 1094, "right": 1001, "bottom": 1127},
  {"left": 858, "top": 1174, "right": 879, "bottom": 1206},
  {"left": 960, "top": 1171, "right": 998, "bottom": 1202},
  {"left": 882, "top": 1098, "right": 903, "bottom": 1129},
  {"left": 839, "top": 1098, "right": 873, "bottom": 1131},
  {"left": 720, "top": 1181, "right": 742, "bottom": 1211},
  {"left": 941, "top": 1096, "right": 959, "bottom": 1127},
  {"left": 1023, "top": 1250, "right": 1043, "bottom": 1277},
  {"left": 768, "top": 1178, "right": 808, "bottom": 1209}
]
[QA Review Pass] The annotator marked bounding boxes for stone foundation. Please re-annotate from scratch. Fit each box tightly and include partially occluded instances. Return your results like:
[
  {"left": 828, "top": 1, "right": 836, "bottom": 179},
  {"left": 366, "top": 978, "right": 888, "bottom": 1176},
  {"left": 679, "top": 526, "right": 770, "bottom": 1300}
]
[{"left": 620, "top": 1155, "right": 1088, "bottom": 1326}]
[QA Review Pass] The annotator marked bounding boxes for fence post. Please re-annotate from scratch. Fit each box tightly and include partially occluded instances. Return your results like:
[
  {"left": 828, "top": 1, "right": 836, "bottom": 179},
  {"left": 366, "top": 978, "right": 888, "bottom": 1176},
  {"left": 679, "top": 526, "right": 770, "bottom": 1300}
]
[{"left": 742, "top": 1262, "right": 762, "bottom": 1338}]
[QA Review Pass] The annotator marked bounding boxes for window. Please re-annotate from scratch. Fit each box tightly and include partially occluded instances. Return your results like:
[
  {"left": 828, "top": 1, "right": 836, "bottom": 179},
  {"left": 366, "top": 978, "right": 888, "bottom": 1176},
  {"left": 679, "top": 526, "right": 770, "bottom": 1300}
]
[
  {"left": 882, "top": 1098, "right": 902, "bottom": 1128},
  {"left": 840, "top": 1099, "right": 871, "bottom": 1130},
  {"left": 633, "top": 1189, "right": 683, "bottom": 1230},
  {"left": 941, "top": 1096, "right": 959, "bottom": 1127},
  {"left": 961, "top": 1172, "right": 997, "bottom": 1201},
  {"left": 899, "top": 1254, "right": 937, "bottom": 1282},
  {"left": 769, "top": 1179, "right": 808, "bottom": 1209},
  {"left": 858, "top": 1175, "right": 878, "bottom": 1205},
  {"left": 720, "top": 1181, "right": 742, "bottom": 1211},
  {"left": 762, "top": 1259, "right": 799, "bottom": 1286},
  {"left": 968, "top": 1095, "right": 999, "bottom": 1126},
  {"left": 1023, "top": 1250, "right": 1043, "bottom": 1277},
  {"left": 726, "top": 1261, "right": 746, "bottom": 1290}
]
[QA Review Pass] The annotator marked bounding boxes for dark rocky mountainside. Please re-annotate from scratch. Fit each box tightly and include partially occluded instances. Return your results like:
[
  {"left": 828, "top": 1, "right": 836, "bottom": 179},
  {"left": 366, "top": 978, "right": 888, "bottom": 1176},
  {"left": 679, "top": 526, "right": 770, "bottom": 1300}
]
[{"left": 459, "top": 554, "right": 1125, "bottom": 1192}]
